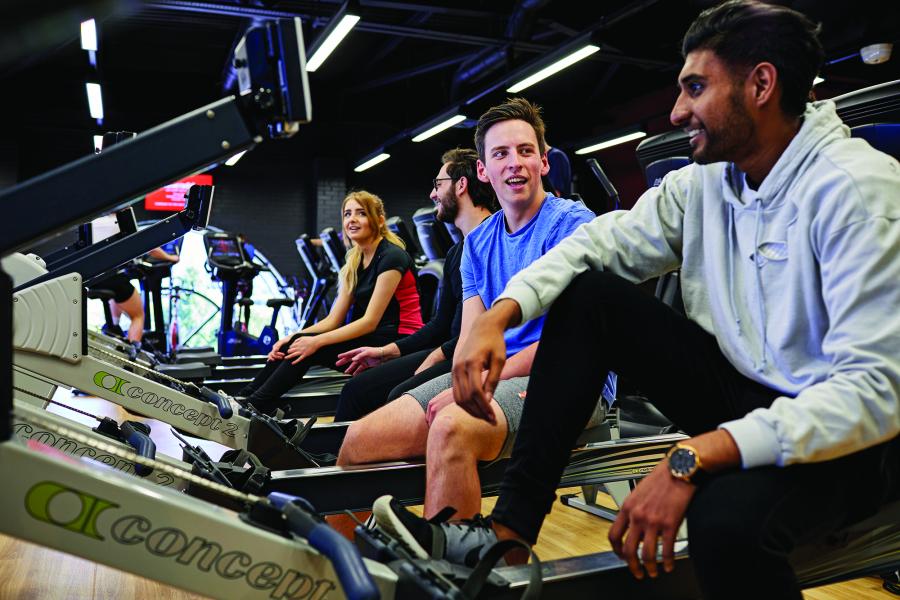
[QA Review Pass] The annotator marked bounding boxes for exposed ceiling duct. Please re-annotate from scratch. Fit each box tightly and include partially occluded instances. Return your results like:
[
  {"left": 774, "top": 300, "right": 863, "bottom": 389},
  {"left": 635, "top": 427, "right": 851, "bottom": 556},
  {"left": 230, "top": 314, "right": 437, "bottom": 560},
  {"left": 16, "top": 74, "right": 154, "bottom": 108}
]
[{"left": 449, "top": 0, "right": 551, "bottom": 99}]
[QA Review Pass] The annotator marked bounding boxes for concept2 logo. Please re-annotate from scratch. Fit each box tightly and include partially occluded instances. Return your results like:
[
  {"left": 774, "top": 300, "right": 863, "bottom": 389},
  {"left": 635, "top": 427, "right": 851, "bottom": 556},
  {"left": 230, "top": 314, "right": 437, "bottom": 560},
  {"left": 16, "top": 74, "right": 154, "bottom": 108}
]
[
  {"left": 92, "top": 371, "right": 237, "bottom": 437},
  {"left": 26, "top": 481, "right": 118, "bottom": 540},
  {"left": 24, "top": 482, "right": 336, "bottom": 598}
]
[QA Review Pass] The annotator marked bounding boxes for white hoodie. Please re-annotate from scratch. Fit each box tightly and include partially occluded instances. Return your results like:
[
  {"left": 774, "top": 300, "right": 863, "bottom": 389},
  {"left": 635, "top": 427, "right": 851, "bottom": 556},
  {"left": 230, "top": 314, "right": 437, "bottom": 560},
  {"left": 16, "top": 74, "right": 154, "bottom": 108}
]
[{"left": 497, "top": 100, "right": 900, "bottom": 468}]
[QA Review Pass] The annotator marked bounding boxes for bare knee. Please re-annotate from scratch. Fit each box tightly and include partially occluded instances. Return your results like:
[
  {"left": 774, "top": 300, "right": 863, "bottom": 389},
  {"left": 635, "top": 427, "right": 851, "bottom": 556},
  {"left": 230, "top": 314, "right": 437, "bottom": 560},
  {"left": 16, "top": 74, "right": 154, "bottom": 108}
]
[
  {"left": 337, "top": 395, "right": 428, "bottom": 466},
  {"left": 337, "top": 421, "right": 368, "bottom": 466},
  {"left": 427, "top": 411, "right": 478, "bottom": 463},
  {"left": 428, "top": 404, "right": 507, "bottom": 464}
]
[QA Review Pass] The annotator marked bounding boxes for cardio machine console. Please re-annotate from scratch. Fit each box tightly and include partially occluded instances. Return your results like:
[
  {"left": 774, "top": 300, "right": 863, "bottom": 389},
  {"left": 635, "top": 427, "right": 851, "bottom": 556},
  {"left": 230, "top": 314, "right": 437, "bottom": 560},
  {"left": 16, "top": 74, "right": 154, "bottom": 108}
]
[{"left": 204, "top": 232, "right": 256, "bottom": 279}]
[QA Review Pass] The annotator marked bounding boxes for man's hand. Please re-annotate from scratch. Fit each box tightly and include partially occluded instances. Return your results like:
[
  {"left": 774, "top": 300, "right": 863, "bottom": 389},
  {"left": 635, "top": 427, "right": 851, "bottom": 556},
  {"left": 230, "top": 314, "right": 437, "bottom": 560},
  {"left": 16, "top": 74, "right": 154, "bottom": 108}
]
[
  {"left": 267, "top": 334, "right": 295, "bottom": 362},
  {"left": 425, "top": 387, "right": 457, "bottom": 425},
  {"left": 414, "top": 346, "right": 446, "bottom": 375},
  {"left": 335, "top": 346, "right": 381, "bottom": 375},
  {"left": 607, "top": 460, "right": 695, "bottom": 580},
  {"left": 286, "top": 335, "right": 322, "bottom": 365},
  {"left": 608, "top": 430, "right": 741, "bottom": 579},
  {"left": 452, "top": 299, "right": 521, "bottom": 425}
]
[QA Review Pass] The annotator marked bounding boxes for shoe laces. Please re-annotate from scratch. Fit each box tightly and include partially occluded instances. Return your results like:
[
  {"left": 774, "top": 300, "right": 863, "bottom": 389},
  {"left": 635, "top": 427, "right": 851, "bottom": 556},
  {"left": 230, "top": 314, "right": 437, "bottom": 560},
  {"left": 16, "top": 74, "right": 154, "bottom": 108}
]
[{"left": 445, "top": 513, "right": 494, "bottom": 540}]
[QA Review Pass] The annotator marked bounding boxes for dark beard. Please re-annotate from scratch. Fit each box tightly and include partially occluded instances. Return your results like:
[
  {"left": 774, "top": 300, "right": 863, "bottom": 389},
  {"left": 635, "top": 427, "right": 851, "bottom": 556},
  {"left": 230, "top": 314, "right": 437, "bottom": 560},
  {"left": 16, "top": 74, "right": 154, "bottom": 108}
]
[
  {"left": 692, "top": 90, "right": 754, "bottom": 164},
  {"left": 436, "top": 190, "right": 459, "bottom": 223}
]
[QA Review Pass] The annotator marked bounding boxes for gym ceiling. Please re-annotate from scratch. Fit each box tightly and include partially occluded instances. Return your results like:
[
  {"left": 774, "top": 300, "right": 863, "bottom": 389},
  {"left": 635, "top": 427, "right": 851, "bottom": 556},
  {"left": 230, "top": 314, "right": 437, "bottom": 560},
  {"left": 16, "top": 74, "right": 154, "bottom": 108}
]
[{"left": 2, "top": 0, "right": 898, "bottom": 177}]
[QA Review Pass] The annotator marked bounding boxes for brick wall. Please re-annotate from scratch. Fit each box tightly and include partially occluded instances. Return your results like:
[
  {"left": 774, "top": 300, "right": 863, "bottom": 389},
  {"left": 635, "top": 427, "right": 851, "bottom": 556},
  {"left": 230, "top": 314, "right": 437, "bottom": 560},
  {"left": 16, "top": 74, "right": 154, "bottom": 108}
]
[
  {"left": 205, "top": 143, "right": 313, "bottom": 280},
  {"left": 314, "top": 157, "right": 347, "bottom": 234}
]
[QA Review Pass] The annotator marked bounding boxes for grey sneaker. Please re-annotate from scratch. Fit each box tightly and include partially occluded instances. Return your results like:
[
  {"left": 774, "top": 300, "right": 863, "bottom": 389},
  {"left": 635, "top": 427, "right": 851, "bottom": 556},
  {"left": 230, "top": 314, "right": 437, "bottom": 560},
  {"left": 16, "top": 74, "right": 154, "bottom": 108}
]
[{"left": 372, "top": 495, "right": 499, "bottom": 567}]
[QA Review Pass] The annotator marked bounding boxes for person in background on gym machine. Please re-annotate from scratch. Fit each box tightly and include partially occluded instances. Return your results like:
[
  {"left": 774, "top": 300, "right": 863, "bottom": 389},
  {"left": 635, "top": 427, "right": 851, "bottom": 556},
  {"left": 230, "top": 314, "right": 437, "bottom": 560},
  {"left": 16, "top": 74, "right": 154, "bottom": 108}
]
[
  {"left": 94, "top": 246, "right": 180, "bottom": 343},
  {"left": 332, "top": 148, "right": 497, "bottom": 421},
  {"left": 237, "top": 190, "right": 424, "bottom": 415},
  {"left": 372, "top": 2, "right": 900, "bottom": 598}
]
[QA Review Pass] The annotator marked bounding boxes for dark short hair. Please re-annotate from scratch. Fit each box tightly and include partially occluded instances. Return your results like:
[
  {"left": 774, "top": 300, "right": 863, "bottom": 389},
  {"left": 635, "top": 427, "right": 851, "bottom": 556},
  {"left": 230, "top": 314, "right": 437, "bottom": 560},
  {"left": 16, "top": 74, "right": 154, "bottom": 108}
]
[
  {"left": 441, "top": 147, "right": 498, "bottom": 211},
  {"left": 474, "top": 97, "right": 547, "bottom": 163},
  {"left": 682, "top": 0, "right": 824, "bottom": 117}
]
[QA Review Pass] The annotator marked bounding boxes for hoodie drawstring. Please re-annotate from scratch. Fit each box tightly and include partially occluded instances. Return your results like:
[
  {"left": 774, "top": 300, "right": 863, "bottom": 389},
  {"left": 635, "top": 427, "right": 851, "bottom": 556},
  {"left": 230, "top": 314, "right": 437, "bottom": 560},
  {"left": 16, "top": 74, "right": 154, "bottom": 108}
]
[
  {"left": 753, "top": 198, "right": 768, "bottom": 371},
  {"left": 727, "top": 204, "right": 742, "bottom": 336}
]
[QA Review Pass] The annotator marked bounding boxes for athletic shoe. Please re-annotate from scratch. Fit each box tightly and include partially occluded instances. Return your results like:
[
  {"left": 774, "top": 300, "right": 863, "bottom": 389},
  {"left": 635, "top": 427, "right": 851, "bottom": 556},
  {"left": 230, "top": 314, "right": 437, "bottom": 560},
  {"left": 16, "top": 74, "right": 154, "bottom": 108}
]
[{"left": 372, "top": 495, "right": 499, "bottom": 567}]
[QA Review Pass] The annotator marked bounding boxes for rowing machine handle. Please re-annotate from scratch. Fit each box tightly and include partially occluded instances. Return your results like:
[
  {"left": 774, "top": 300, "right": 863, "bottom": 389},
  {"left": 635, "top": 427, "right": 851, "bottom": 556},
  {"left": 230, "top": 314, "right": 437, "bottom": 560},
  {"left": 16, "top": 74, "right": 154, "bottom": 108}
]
[
  {"left": 268, "top": 492, "right": 379, "bottom": 600},
  {"left": 199, "top": 386, "right": 234, "bottom": 419},
  {"left": 120, "top": 421, "right": 156, "bottom": 477}
]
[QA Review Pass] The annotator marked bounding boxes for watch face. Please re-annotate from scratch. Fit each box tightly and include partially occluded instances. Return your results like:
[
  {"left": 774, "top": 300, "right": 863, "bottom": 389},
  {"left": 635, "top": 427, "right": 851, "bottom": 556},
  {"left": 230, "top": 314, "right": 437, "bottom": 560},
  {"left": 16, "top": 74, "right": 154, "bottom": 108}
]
[{"left": 669, "top": 447, "right": 697, "bottom": 477}]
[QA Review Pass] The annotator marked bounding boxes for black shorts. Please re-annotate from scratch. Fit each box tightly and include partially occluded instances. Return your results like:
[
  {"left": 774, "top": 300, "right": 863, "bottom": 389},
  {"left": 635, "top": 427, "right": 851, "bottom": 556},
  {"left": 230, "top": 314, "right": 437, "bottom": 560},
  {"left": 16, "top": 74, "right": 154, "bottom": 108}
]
[{"left": 92, "top": 274, "right": 136, "bottom": 303}]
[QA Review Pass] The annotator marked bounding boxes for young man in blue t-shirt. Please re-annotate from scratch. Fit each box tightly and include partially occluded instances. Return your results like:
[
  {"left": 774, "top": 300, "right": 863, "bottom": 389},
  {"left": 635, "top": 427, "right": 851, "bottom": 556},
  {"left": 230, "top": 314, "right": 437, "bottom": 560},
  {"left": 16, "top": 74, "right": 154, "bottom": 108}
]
[{"left": 336, "top": 98, "right": 612, "bottom": 520}]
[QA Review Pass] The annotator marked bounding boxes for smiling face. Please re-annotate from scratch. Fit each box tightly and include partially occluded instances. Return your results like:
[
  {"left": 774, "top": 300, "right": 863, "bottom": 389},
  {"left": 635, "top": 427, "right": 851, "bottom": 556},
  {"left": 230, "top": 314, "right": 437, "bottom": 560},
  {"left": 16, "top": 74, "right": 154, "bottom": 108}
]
[
  {"left": 476, "top": 119, "right": 549, "bottom": 210},
  {"left": 342, "top": 198, "right": 377, "bottom": 245},
  {"left": 670, "top": 49, "right": 755, "bottom": 165},
  {"left": 430, "top": 162, "right": 460, "bottom": 223}
]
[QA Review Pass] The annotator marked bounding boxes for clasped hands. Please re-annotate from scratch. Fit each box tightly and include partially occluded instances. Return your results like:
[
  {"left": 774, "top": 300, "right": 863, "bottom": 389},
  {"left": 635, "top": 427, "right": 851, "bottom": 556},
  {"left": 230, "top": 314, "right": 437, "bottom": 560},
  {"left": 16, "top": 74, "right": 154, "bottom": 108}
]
[{"left": 266, "top": 334, "right": 321, "bottom": 365}]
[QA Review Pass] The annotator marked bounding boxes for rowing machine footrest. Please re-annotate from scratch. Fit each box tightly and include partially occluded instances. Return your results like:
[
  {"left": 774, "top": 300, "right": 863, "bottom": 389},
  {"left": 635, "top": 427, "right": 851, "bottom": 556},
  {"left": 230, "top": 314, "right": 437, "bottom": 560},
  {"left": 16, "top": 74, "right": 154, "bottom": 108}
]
[
  {"left": 185, "top": 451, "right": 270, "bottom": 511},
  {"left": 246, "top": 414, "right": 319, "bottom": 469},
  {"left": 392, "top": 559, "right": 510, "bottom": 600}
]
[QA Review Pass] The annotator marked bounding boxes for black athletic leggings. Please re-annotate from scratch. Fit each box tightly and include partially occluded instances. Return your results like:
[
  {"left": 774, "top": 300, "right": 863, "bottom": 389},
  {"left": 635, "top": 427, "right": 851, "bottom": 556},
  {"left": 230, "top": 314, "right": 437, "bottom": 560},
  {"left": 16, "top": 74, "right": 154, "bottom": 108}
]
[
  {"left": 334, "top": 348, "right": 452, "bottom": 421},
  {"left": 237, "top": 331, "right": 400, "bottom": 411},
  {"left": 491, "top": 271, "right": 899, "bottom": 599}
]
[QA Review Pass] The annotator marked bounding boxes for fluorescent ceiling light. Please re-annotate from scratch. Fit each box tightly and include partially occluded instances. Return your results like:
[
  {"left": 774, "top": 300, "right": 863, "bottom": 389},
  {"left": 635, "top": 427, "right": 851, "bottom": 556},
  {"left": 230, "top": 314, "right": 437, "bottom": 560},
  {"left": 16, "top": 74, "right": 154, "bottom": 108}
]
[
  {"left": 93, "top": 135, "right": 103, "bottom": 152},
  {"left": 354, "top": 152, "right": 390, "bottom": 172},
  {"left": 575, "top": 131, "right": 647, "bottom": 155},
  {"left": 81, "top": 19, "right": 98, "bottom": 51},
  {"left": 507, "top": 44, "right": 600, "bottom": 93},
  {"left": 813, "top": 76, "right": 825, "bottom": 86},
  {"left": 85, "top": 83, "right": 104, "bottom": 120},
  {"left": 225, "top": 150, "right": 248, "bottom": 166},
  {"left": 306, "top": 14, "right": 360, "bottom": 72},
  {"left": 412, "top": 114, "right": 467, "bottom": 142}
]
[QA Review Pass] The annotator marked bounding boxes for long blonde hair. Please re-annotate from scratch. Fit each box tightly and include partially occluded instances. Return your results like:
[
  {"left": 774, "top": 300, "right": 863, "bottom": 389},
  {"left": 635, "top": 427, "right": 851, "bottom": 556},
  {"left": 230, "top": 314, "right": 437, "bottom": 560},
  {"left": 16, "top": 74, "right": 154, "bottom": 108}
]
[{"left": 339, "top": 190, "right": 406, "bottom": 293}]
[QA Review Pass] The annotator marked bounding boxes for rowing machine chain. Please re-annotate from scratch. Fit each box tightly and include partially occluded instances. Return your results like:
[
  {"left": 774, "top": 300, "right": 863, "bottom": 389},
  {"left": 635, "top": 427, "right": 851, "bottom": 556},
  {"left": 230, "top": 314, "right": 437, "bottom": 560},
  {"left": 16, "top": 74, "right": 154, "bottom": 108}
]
[
  {"left": 91, "top": 345, "right": 193, "bottom": 390},
  {"left": 11, "top": 405, "right": 264, "bottom": 506}
]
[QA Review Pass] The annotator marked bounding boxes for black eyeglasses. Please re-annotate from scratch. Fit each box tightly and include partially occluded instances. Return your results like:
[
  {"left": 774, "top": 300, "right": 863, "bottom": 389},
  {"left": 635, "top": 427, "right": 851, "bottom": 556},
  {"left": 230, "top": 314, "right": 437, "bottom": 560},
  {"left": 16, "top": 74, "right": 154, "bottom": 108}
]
[{"left": 432, "top": 177, "right": 453, "bottom": 190}]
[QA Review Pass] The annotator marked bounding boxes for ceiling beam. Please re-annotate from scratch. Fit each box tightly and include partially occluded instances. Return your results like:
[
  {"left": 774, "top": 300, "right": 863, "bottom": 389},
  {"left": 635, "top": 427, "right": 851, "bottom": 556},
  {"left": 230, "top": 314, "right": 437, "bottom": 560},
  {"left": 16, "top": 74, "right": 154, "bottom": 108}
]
[{"left": 348, "top": 52, "right": 472, "bottom": 94}]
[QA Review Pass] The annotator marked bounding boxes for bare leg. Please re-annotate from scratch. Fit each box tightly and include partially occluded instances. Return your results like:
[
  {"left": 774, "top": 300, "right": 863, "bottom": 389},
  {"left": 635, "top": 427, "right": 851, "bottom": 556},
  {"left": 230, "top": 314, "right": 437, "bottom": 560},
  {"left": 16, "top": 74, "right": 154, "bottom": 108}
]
[
  {"left": 337, "top": 395, "right": 430, "bottom": 465},
  {"left": 109, "top": 300, "right": 123, "bottom": 323},
  {"left": 423, "top": 398, "right": 507, "bottom": 519},
  {"left": 331, "top": 395, "right": 430, "bottom": 539},
  {"left": 116, "top": 290, "right": 145, "bottom": 342},
  {"left": 492, "top": 521, "right": 530, "bottom": 564}
]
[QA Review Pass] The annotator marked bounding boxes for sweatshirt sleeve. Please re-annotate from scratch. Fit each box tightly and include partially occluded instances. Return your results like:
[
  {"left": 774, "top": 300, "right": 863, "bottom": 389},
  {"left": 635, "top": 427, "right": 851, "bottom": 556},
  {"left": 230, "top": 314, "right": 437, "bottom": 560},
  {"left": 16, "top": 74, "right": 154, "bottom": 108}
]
[
  {"left": 495, "top": 167, "right": 691, "bottom": 323},
  {"left": 721, "top": 213, "right": 900, "bottom": 467}
]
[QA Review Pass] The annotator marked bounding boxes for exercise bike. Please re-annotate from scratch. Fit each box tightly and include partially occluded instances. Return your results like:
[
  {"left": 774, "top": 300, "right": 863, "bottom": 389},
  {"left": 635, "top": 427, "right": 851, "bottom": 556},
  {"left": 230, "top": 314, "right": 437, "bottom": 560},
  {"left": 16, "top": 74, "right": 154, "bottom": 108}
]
[{"left": 205, "top": 231, "right": 293, "bottom": 357}]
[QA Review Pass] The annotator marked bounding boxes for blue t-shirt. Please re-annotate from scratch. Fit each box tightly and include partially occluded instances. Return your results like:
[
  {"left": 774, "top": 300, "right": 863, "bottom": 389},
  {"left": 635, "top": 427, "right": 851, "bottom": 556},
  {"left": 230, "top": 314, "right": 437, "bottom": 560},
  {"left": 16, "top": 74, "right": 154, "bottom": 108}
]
[{"left": 461, "top": 194, "right": 594, "bottom": 356}]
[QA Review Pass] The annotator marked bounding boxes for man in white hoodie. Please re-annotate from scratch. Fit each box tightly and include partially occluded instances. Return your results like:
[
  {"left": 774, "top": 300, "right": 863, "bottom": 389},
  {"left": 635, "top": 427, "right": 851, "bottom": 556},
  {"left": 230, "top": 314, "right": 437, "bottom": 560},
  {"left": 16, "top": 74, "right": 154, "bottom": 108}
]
[{"left": 371, "top": 1, "right": 900, "bottom": 597}]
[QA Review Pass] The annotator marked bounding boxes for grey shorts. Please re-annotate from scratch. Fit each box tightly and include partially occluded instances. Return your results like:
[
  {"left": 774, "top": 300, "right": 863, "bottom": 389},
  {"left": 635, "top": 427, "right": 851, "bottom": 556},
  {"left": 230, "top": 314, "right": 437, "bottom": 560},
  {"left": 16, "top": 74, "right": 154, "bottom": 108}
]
[{"left": 406, "top": 373, "right": 606, "bottom": 460}]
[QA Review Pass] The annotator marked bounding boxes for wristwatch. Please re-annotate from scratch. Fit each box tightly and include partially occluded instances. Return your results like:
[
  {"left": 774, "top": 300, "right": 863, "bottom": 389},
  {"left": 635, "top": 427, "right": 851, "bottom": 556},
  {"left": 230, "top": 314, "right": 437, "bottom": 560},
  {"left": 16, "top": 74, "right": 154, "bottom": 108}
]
[{"left": 666, "top": 443, "right": 709, "bottom": 485}]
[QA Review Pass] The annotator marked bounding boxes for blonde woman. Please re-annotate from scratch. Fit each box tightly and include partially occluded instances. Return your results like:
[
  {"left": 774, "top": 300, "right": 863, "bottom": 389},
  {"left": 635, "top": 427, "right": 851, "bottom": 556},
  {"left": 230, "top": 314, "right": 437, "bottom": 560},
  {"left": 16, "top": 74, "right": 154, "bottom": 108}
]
[{"left": 238, "top": 191, "right": 423, "bottom": 413}]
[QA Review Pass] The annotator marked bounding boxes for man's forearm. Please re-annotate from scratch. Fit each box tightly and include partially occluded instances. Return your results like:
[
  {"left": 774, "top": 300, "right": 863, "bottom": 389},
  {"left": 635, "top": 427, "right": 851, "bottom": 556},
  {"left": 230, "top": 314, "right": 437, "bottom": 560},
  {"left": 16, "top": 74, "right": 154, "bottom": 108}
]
[
  {"left": 500, "top": 341, "right": 537, "bottom": 379},
  {"left": 685, "top": 429, "right": 742, "bottom": 473},
  {"left": 487, "top": 298, "right": 523, "bottom": 330}
]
